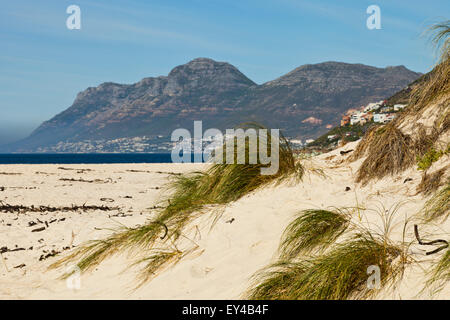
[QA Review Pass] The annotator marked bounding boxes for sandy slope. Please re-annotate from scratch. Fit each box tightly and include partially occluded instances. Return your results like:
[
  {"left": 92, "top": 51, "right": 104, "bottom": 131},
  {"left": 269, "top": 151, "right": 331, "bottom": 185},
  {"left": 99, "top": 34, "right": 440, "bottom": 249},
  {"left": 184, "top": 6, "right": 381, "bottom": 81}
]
[{"left": 0, "top": 146, "right": 448, "bottom": 299}]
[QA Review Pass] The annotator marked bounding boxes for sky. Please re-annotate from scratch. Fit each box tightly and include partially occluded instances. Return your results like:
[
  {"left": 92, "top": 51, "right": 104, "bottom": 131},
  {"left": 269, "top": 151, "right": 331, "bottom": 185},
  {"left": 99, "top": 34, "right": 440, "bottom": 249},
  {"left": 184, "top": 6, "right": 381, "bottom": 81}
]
[{"left": 0, "top": 0, "right": 448, "bottom": 144}]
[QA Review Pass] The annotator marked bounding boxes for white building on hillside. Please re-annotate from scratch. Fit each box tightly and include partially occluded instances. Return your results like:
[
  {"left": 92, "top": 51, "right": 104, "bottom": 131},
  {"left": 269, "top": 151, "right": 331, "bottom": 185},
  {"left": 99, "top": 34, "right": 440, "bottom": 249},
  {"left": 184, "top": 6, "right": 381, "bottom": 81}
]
[
  {"left": 394, "top": 104, "right": 406, "bottom": 111},
  {"left": 350, "top": 111, "right": 363, "bottom": 125},
  {"left": 373, "top": 113, "right": 387, "bottom": 123}
]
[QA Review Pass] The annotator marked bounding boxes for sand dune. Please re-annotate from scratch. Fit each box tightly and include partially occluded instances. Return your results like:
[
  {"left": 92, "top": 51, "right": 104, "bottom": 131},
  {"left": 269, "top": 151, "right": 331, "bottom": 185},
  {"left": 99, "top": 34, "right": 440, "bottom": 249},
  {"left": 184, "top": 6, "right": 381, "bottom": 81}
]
[{"left": 0, "top": 146, "right": 448, "bottom": 299}]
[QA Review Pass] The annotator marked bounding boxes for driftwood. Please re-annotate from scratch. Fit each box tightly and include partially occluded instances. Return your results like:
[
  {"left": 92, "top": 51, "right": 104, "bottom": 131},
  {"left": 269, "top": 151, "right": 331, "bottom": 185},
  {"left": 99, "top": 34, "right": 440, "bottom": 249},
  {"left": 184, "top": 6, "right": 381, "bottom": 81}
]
[
  {"left": 59, "top": 178, "right": 114, "bottom": 183},
  {"left": 149, "top": 221, "right": 169, "bottom": 240},
  {"left": 126, "top": 169, "right": 181, "bottom": 176},
  {"left": 340, "top": 149, "right": 354, "bottom": 155},
  {"left": 0, "top": 201, "right": 118, "bottom": 214},
  {"left": 0, "top": 246, "right": 26, "bottom": 254},
  {"left": 39, "top": 250, "right": 59, "bottom": 261},
  {"left": 58, "top": 167, "right": 92, "bottom": 173},
  {"left": 414, "top": 224, "right": 449, "bottom": 255}
]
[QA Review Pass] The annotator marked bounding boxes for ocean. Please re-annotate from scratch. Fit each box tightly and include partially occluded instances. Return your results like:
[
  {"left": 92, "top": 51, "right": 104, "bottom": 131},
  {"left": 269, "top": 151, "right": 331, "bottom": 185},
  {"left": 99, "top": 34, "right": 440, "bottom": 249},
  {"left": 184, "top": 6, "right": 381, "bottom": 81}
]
[{"left": 0, "top": 153, "right": 175, "bottom": 164}]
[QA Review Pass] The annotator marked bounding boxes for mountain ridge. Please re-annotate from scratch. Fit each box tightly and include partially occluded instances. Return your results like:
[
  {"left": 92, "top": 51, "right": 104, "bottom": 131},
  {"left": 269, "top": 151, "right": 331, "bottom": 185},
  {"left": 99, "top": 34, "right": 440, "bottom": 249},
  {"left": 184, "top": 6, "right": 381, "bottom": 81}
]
[{"left": 5, "top": 58, "right": 422, "bottom": 152}]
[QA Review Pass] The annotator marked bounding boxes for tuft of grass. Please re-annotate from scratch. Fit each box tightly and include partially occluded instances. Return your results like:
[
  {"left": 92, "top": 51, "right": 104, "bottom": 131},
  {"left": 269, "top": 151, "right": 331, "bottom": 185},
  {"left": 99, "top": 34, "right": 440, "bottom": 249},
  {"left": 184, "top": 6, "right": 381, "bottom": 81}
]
[
  {"left": 246, "top": 261, "right": 309, "bottom": 300},
  {"left": 352, "top": 122, "right": 444, "bottom": 185},
  {"left": 409, "top": 21, "right": 450, "bottom": 112},
  {"left": 50, "top": 223, "right": 166, "bottom": 275},
  {"left": 133, "top": 248, "right": 185, "bottom": 287},
  {"left": 428, "top": 20, "right": 450, "bottom": 61},
  {"left": 51, "top": 125, "right": 304, "bottom": 282},
  {"left": 249, "top": 233, "right": 403, "bottom": 300},
  {"left": 416, "top": 166, "right": 448, "bottom": 195},
  {"left": 409, "top": 58, "right": 450, "bottom": 112},
  {"left": 279, "top": 209, "right": 350, "bottom": 259},
  {"left": 349, "top": 125, "right": 381, "bottom": 161},
  {"left": 421, "top": 183, "right": 450, "bottom": 222},
  {"left": 427, "top": 250, "right": 450, "bottom": 290},
  {"left": 354, "top": 125, "right": 416, "bottom": 184},
  {"left": 417, "top": 147, "right": 448, "bottom": 171}
]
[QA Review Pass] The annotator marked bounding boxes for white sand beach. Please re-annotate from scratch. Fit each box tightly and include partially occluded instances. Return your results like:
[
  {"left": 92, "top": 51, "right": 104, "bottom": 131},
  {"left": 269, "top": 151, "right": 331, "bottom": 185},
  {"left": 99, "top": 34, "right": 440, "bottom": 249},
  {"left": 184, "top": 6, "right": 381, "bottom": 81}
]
[{"left": 0, "top": 143, "right": 448, "bottom": 299}]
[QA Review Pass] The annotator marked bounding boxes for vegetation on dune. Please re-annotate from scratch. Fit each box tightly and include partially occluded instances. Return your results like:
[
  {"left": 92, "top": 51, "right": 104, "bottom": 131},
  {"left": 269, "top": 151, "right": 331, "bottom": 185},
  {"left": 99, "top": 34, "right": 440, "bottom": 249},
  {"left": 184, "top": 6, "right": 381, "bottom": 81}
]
[
  {"left": 279, "top": 209, "right": 350, "bottom": 259},
  {"left": 427, "top": 250, "right": 450, "bottom": 290},
  {"left": 349, "top": 21, "right": 450, "bottom": 184},
  {"left": 248, "top": 203, "right": 409, "bottom": 300},
  {"left": 416, "top": 145, "right": 449, "bottom": 171},
  {"left": 249, "top": 233, "right": 403, "bottom": 300},
  {"left": 353, "top": 125, "right": 417, "bottom": 184},
  {"left": 416, "top": 166, "right": 448, "bottom": 195},
  {"left": 409, "top": 21, "right": 450, "bottom": 112},
  {"left": 51, "top": 125, "right": 303, "bottom": 282},
  {"left": 421, "top": 183, "right": 450, "bottom": 222}
]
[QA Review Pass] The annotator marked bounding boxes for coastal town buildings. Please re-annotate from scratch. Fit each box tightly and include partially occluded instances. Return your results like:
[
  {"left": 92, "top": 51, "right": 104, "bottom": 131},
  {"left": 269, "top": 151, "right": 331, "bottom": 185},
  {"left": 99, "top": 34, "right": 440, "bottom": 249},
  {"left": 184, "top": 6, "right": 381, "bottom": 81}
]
[{"left": 340, "top": 101, "right": 405, "bottom": 127}]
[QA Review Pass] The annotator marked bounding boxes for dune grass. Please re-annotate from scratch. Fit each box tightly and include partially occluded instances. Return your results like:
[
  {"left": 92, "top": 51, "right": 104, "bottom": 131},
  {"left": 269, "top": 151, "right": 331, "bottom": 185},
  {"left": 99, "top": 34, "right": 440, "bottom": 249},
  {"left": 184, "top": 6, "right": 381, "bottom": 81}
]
[
  {"left": 421, "top": 183, "right": 450, "bottom": 222},
  {"left": 279, "top": 209, "right": 350, "bottom": 259},
  {"left": 409, "top": 21, "right": 450, "bottom": 112},
  {"left": 50, "top": 223, "right": 167, "bottom": 275},
  {"left": 427, "top": 250, "right": 450, "bottom": 290},
  {"left": 247, "top": 202, "right": 410, "bottom": 300},
  {"left": 416, "top": 166, "right": 448, "bottom": 195},
  {"left": 132, "top": 248, "right": 186, "bottom": 286},
  {"left": 249, "top": 233, "right": 403, "bottom": 300},
  {"left": 354, "top": 125, "right": 416, "bottom": 184},
  {"left": 351, "top": 22, "right": 450, "bottom": 185},
  {"left": 51, "top": 125, "right": 303, "bottom": 282}
]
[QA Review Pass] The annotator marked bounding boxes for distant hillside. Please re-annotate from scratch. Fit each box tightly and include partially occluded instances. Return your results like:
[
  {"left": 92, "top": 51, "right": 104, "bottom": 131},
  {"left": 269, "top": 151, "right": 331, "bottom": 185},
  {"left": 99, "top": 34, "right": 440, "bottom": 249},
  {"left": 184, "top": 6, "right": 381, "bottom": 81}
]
[{"left": 5, "top": 58, "right": 422, "bottom": 152}]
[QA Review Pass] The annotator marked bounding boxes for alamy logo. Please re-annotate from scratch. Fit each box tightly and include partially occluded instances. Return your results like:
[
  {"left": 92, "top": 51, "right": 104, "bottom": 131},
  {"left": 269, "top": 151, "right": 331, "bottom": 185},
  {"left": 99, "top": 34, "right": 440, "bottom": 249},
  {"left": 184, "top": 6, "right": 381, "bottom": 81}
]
[
  {"left": 367, "top": 265, "right": 381, "bottom": 289},
  {"left": 366, "top": 5, "right": 381, "bottom": 30},
  {"left": 66, "top": 5, "right": 81, "bottom": 30},
  {"left": 171, "top": 121, "right": 280, "bottom": 175}
]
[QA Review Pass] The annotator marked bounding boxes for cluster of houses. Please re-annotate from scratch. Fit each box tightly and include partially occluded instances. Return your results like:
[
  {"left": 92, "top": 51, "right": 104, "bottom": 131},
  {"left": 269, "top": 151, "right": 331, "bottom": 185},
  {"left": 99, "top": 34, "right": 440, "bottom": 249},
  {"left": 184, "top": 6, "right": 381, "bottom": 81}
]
[{"left": 340, "top": 100, "right": 407, "bottom": 127}]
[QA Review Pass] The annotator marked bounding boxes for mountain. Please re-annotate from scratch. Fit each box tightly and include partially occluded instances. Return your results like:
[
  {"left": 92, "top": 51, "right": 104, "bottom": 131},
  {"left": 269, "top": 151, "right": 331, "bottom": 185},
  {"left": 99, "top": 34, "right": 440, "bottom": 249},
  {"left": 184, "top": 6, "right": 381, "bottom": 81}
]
[{"left": 5, "top": 58, "right": 421, "bottom": 152}]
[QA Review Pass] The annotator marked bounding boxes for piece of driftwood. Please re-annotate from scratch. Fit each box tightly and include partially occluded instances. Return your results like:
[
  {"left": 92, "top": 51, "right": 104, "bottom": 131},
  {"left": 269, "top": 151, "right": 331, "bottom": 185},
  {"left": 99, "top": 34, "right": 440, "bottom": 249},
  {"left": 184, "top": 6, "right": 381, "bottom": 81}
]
[
  {"left": 0, "top": 201, "right": 118, "bottom": 214},
  {"left": 414, "top": 225, "right": 449, "bottom": 255},
  {"left": 340, "top": 149, "right": 354, "bottom": 155}
]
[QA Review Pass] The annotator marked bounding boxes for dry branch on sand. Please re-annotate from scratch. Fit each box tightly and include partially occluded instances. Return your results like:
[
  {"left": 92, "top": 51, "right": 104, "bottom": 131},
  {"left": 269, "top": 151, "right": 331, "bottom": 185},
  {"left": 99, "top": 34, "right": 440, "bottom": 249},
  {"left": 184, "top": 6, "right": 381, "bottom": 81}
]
[{"left": 0, "top": 201, "right": 118, "bottom": 213}]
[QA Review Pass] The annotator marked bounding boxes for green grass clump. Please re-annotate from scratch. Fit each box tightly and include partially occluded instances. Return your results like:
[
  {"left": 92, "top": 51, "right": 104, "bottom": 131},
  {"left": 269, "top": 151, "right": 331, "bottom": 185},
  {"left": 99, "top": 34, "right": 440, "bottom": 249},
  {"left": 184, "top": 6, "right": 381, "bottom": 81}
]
[
  {"left": 427, "top": 250, "right": 450, "bottom": 290},
  {"left": 51, "top": 125, "right": 303, "bottom": 282},
  {"left": 421, "top": 183, "right": 450, "bottom": 222},
  {"left": 417, "top": 147, "right": 447, "bottom": 171},
  {"left": 249, "top": 233, "right": 402, "bottom": 300},
  {"left": 279, "top": 209, "right": 350, "bottom": 259},
  {"left": 246, "top": 261, "right": 309, "bottom": 300}
]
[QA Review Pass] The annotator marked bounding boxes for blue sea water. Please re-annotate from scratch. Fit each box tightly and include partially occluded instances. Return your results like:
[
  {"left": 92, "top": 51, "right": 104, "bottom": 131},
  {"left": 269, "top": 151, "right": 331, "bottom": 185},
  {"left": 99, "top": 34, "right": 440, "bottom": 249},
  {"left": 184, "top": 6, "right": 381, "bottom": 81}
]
[{"left": 0, "top": 153, "right": 175, "bottom": 164}]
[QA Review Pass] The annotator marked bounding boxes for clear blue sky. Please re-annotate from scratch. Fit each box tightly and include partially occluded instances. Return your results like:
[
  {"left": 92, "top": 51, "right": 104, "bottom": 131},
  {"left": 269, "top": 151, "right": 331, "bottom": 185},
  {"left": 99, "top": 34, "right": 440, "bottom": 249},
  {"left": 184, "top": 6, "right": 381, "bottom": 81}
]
[{"left": 0, "top": 0, "right": 448, "bottom": 144}]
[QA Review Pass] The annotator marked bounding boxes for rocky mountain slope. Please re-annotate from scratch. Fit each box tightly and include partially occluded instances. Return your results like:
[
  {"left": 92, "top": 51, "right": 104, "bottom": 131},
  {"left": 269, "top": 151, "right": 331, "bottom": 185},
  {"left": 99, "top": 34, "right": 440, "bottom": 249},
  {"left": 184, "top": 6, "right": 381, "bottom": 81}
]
[{"left": 6, "top": 58, "right": 421, "bottom": 152}]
